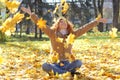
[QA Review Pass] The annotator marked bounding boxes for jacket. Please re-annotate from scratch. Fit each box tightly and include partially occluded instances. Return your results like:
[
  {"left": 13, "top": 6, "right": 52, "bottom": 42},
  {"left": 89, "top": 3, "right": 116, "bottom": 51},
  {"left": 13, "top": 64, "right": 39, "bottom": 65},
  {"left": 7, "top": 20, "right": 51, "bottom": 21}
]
[{"left": 30, "top": 13, "right": 99, "bottom": 61}]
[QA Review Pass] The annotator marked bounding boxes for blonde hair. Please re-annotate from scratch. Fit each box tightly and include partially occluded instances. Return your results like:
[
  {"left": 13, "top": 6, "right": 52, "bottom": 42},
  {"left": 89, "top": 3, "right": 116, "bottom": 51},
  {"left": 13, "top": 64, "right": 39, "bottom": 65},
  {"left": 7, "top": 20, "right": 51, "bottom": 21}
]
[{"left": 51, "top": 17, "right": 74, "bottom": 34}]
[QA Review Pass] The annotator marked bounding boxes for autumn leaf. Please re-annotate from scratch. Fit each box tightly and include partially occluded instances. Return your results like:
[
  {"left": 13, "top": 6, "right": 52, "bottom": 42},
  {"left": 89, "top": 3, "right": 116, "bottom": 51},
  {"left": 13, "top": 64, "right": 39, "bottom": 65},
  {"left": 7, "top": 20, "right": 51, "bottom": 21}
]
[
  {"left": 62, "top": 72, "right": 71, "bottom": 79},
  {"left": 1, "top": 18, "right": 14, "bottom": 33},
  {"left": 60, "top": 62, "right": 64, "bottom": 66},
  {"left": 65, "top": 53, "right": 75, "bottom": 62},
  {"left": 37, "top": 18, "right": 47, "bottom": 29},
  {"left": 5, "top": 30, "right": 11, "bottom": 36},
  {"left": 56, "top": 37, "right": 63, "bottom": 43},
  {"left": 0, "top": 56, "right": 3, "bottom": 64},
  {"left": 13, "top": 12, "right": 24, "bottom": 23},
  {"left": 1, "top": 12, "right": 24, "bottom": 33},
  {"left": 0, "top": 0, "right": 7, "bottom": 3},
  {"left": 5, "top": 0, "right": 20, "bottom": 13},
  {"left": 109, "top": 27, "right": 118, "bottom": 39},
  {"left": 96, "top": 14, "right": 101, "bottom": 20},
  {"left": 26, "top": 16, "right": 31, "bottom": 20},
  {"left": 69, "top": 54, "right": 75, "bottom": 62},
  {"left": 51, "top": 52, "right": 59, "bottom": 63},
  {"left": 66, "top": 33, "right": 75, "bottom": 45},
  {"left": 0, "top": 32, "right": 120, "bottom": 79},
  {"left": 62, "top": 2, "right": 69, "bottom": 14},
  {"left": 53, "top": 4, "right": 59, "bottom": 14},
  {"left": 61, "top": 0, "right": 66, "bottom": 4},
  {"left": 73, "top": 74, "right": 78, "bottom": 80}
]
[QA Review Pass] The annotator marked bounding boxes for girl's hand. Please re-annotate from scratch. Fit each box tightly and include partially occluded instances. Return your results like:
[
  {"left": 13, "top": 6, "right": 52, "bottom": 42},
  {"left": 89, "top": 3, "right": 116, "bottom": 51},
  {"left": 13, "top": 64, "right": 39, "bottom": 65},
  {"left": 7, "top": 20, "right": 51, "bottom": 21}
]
[
  {"left": 97, "top": 18, "right": 107, "bottom": 23},
  {"left": 96, "top": 14, "right": 107, "bottom": 23},
  {"left": 21, "top": 6, "right": 32, "bottom": 15}
]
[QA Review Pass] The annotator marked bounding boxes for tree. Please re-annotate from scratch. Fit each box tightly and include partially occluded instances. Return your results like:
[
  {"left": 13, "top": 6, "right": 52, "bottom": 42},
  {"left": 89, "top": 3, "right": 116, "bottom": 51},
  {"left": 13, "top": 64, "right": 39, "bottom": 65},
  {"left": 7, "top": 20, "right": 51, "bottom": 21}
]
[
  {"left": 112, "top": 0, "right": 119, "bottom": 30},
  {"left": 93, "top": 0, "right": 104, "bottom": 32}
]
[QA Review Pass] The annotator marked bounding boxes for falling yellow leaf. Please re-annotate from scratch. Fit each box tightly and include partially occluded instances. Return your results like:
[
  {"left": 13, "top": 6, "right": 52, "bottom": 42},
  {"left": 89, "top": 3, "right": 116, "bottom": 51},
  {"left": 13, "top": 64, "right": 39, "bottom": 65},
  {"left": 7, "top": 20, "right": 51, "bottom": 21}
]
[
  {"left": 5, "top": 0, "right": 20, "bottom": 13},
  {"left": 66, "top": 33, "right": 75, "bottom": 45},
  {"left": 53, "top": 4, "right": 59, "bottom": 14},
  {"left": 0, "top": 0, "right": 7, "bottom": 3},
  {"left": 1, "top": 18, "right": 14, "bottom": 33},
  {"left": 37, "top": 18, "right": 47, "bottom": 29},
  {"left": 96, "top": 14, "right": 101, "bottom": 20},
  {"left": 1, "top": 12, "right": 24, "bottom": 33},
  {"left": 61, "top": 0, "right": 66, "bottom": 4},
  {"left": 13, "top": 12, "right": 24, "bottom": 23},
  {"left": 56, "top": 37, "right": 63, "bottom": 43},
  {"left": 109, "top": 27, "right": 118, "bottom": 39},
  {"left": 26, "top": 16, "right": 31, "bottom": 20},
  {"left": 62, "top": 2, "right": 69, "bottom": 14},
  {"left": 5, "top": 30, "right": 11, "bottom": 36}
]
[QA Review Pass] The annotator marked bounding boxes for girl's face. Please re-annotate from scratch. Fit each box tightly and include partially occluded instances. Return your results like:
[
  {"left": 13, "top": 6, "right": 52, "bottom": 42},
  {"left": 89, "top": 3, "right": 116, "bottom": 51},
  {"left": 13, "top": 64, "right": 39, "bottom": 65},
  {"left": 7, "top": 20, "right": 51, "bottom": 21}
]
[{"left": 58, "top": 19, "right": 68, "bottom": 30}]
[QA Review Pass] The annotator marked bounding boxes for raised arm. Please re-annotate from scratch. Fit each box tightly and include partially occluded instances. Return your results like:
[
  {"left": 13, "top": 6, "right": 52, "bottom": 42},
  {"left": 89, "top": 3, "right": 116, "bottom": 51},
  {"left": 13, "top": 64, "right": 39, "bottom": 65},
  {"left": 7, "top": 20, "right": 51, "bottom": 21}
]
[
  {"left": 74, "top": 17, "right": 107, "bottom": 38},
  {"left": 21, "top": 7, "right": 54, "bottom": 38}
]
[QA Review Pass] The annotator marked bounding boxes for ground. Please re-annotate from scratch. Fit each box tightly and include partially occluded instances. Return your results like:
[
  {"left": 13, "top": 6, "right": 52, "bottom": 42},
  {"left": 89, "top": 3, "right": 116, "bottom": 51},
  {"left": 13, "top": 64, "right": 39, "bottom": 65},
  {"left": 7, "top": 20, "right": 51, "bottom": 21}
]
[{"left": 0, "top": 32, "right": 120, "bottom": 80}]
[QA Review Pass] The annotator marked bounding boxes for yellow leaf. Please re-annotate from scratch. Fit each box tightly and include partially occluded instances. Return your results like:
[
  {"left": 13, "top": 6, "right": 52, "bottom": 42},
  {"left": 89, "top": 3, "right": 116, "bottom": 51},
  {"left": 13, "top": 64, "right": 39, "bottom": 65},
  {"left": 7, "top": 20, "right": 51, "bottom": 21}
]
[
  {"left": 96, "top": 14, "right": 101, "bottom": 20},
  {"left": 109, "top": 27, "right": 118, "bottom": 39},
  {"left": 61, "top": 0, "right": 66, "bottom": 4},
  {"left": 5, "top": 30, "right": 11, "bottom": 36},
  {"left": 60, "top": 62, "right": 64, "bottom": 66},
  {"left": 65, "top": 53, "right": 75, "bottom": 62},
  {"left": 73, "top": 74, "right": 78, "bottom": 80},
  {"left": 62, "top": 72, "right": 71, "bottom": 79},
  {"left": 64, "top": 43, "right": 68, "bottom": 48},
  {"left": 51, "top": 53, "right": 59, "bottom": 63},
  {"left": 1, "top": 12, "right": 24, "bottom": 33},
  {"left": 48, "top": 70, "right": 54, "bottom": 76},
  {"left": 37, "top": 18, "right": 47, "bottom": 29},
  {"left": 0, "top": 56, "right": 3, "bottom": 64},
  {"left": 13, "top": 12, "right": 24, "bottom": 23},
  {"left": 26, "top": 16, "right": 31, "bottom": 20},
  {"left": 66, "top": 33, "right": 75, "bottom": 45},
  {"left": 0, "top": 0, "right": 7, "bottom": 3},
  {"left": 98, "top": 69, "right": 105, "bottom": 76},
  {"left": 53, "top": 4, "right": 59, "bottom": 14},
  {"left": 62, "top": 2, "right": 69, "bottom": 14},
  {"left": 5, "top": 1, "right": 20, "bottom": 13},
  {"left": 65, "top": 53, "right": 70, "bottom": 58},
  {"left": 69, "top": 54, "right": 75, "bottom": 62},
  {"left": 56, "top": 37, "right": 63, "bottom": 43}
]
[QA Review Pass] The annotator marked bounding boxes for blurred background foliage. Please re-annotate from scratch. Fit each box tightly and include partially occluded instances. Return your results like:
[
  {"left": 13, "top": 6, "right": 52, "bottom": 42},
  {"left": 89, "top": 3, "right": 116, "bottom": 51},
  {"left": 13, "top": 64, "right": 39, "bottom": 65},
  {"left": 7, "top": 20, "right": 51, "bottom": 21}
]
[{"left": 0, "top": 0, "right": 120, "bottom": 41}]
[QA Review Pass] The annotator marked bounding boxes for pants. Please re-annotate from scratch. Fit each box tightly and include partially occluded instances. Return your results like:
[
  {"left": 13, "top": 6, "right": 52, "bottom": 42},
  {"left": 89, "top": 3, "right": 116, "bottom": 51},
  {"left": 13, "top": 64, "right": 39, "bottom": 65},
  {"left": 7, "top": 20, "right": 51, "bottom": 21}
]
[{"left": 42, "top": 59, "right": 82, "bottom": 74}]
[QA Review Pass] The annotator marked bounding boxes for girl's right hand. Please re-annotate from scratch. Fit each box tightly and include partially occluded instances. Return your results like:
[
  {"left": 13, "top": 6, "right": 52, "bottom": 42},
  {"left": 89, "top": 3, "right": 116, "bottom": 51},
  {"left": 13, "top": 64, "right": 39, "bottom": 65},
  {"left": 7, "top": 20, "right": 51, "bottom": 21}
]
[{"left": 21, "top": 6, "right": 32, "bottom": 15}]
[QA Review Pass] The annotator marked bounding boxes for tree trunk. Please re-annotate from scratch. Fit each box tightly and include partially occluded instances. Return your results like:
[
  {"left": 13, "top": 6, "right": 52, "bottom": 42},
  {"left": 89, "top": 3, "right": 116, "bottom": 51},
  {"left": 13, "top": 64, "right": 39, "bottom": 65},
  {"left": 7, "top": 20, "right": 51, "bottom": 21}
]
[
  {"left": 112, "top": 0, "right": 119, "bottom": 30},
  {"left": 34, "top": 0, "right": 38, "bottom": 38},
  {"left": 93, "top": 0, "right": 104, "bottom": 32},
  {"left": 19, "top": 22, "right": 22, "bottom": 38},
  {"left": 93, "top": 0, "right": 97, "bottom": 17}
]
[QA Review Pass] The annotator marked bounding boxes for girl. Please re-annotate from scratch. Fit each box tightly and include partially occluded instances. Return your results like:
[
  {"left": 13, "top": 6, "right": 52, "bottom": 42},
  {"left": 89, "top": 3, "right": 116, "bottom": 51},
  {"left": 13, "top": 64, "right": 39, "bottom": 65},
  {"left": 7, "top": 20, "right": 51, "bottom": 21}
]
[{"left": 21, "top": 7, "right": 106, "bottom": 76}]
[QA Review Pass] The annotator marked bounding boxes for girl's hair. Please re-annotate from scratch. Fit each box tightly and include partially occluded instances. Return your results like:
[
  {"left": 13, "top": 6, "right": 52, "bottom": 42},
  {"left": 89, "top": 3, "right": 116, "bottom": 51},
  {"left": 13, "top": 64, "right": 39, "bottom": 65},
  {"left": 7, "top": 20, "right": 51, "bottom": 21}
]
[{"left": 51, "top": 17, "right": 74, "bottom": 34}]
